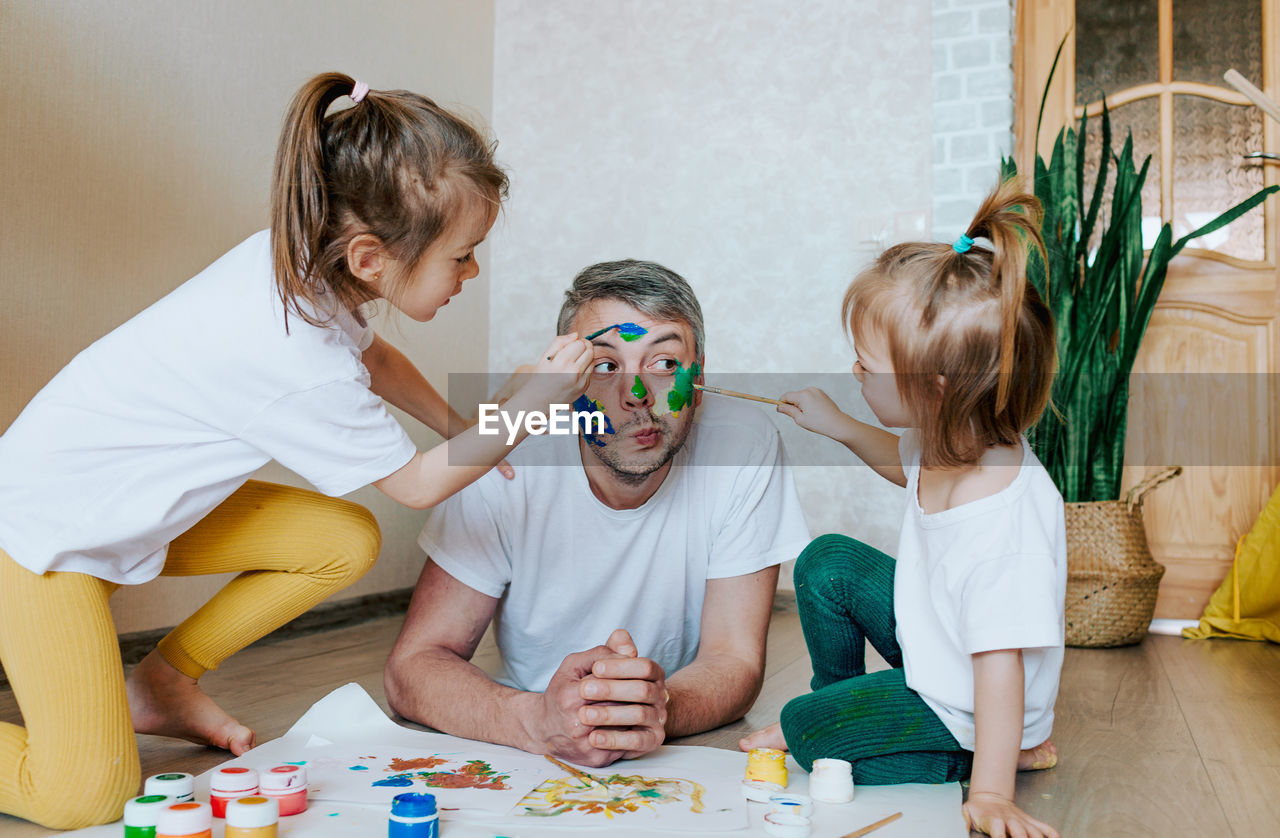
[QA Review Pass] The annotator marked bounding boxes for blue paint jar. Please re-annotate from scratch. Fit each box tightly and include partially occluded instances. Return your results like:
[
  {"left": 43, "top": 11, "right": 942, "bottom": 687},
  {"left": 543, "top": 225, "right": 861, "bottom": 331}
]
[{"left": 387, "top": 792, "right": 438, "bottom": 838}]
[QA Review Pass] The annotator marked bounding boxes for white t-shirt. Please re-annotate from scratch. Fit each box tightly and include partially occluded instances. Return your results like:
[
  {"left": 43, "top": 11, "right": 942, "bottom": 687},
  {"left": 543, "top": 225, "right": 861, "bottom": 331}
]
[
  {"left": 418, "top": 397, "right": 811, "bottom": 693},
  {"left": 894, "top": 430, "right": 1066, "bottom": 751},
  {"left": 0, "top": 230, "right": 417, "bottom": 584}
]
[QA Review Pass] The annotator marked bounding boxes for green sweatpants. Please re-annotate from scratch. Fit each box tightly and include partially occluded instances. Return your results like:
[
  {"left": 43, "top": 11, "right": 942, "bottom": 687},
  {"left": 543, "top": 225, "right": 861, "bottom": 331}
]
[{"left": 779, "top": 534, "right": 973, "bottom": 784}]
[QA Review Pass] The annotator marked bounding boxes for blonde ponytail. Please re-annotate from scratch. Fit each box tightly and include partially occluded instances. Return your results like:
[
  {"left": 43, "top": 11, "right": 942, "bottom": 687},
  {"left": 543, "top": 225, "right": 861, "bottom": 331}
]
[
  {"left": 271, "top": 72, "right": 357, "bottom": 327},
  {"left": 844, "top": 177, "right": 1054, "bottom": 468},
  {"left": 959, "top": 179, "right": 1045, "bottom": 413}
]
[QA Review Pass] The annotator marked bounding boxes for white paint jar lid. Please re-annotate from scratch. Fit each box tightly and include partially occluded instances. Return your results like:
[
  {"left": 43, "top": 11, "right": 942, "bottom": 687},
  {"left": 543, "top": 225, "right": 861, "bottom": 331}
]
[
  {"left": 260, "top": 764, "right": 307, "bottom": 791},
  {"left": 763, "top": 811, "right": 812, "bottom": 838},
  {"left": 155, "top": 801, "right": 212, "bottom": 834},
  {"left": 768, "top": 792, "right": 814, "bottom": 817},
  {"left": 741, "top": 778, "right": 786, "bottom": 801},
  {"left": 225, "top": 795, "right": 279, "bottom": 828},
  {"left": 212, "top": 766, "right": 259, "bottom": 793},
  {"left": 123, "top": 795, "right": 171, "bottom": 827},
  {"left": 144, "top": 772, "right": 194, "bottom": 799}
]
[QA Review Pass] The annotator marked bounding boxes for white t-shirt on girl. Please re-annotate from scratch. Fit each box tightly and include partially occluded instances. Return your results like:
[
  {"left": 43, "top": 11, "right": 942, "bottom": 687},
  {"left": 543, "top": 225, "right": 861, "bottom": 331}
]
[
  {"left": 894, "top": 430, "right": 1067, "bottom": 751},
  {"left": 0, "top": 230, "right": 417, "bottom": 585},
  {"left": 418, "top": 397, "right": 812, "bottom": 694}
]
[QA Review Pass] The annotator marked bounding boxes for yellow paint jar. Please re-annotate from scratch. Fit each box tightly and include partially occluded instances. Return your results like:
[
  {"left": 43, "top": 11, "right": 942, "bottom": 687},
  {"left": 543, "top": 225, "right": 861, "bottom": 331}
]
[{"left": 745, "top": 748, "right": 788, "bottom": 786}]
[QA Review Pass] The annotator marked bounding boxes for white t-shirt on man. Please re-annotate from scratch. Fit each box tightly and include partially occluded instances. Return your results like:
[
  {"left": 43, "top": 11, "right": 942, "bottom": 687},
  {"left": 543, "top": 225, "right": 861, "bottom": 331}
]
[
  {"left": 894, "top": 430, "right": 1067, "bottom": 750},
  {"left": 418, "top": 397, "right": 811, "bottom": 693},
  {"left": 0, "top": 230, "right": 417, "bottom": 584}
]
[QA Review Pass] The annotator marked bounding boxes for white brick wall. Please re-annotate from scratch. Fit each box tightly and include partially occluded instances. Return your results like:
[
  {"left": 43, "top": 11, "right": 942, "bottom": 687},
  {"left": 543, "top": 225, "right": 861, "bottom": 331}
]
[{"left": 931, "top": 0, "right": 1014, "bottom": 240}]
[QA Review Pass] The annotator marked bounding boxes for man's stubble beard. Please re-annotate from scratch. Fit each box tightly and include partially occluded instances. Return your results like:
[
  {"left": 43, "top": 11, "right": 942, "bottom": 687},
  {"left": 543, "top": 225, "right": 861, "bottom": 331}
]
[{"left": 585, "top": 410, "right": 695, "bottom": 487}]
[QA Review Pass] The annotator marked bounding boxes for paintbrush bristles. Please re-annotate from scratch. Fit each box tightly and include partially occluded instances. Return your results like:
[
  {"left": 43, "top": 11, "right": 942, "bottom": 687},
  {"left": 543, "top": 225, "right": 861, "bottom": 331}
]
[
  {"left": 693, "top": 383, "right": 786, "bottom": 406},
  {"left": 544, "top": 754, "right": 606, "bottom": 788}
]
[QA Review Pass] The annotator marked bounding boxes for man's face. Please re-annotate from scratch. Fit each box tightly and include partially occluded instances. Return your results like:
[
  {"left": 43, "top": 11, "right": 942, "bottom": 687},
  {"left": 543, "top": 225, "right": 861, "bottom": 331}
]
[{"left": 571, "top": 298, "right": 702, "bottom": 481}]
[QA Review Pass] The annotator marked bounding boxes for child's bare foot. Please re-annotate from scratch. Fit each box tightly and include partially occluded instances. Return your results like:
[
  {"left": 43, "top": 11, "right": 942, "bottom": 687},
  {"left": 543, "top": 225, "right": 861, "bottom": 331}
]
[
  {"left": 126, "top": 649, "right": 256, "bottom": 755},
  {"left": 1018, "top": 739, "right": 1058, "bottom": 771},
  {"left": 738, "top": 722, "right": 788, "bottom": 753}
]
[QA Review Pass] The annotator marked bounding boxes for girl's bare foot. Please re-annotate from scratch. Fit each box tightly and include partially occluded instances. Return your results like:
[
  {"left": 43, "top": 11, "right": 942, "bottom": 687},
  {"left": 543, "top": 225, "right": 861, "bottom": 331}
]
[
  {"left": 738, "top": 721, "right": 788, "bottom": 753},
  {"left": 126, "top": 649, "right": 256, "bottom": 755},
  {"left": 1018, "top": 739, "right": 1058, "bottom": 771}
]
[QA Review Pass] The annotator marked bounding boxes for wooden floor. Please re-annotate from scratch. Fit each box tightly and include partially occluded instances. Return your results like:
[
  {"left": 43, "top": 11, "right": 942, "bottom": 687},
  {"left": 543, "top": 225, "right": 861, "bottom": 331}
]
[{"left": 2, "top": 611, "right": 1278, "bottom": 837}]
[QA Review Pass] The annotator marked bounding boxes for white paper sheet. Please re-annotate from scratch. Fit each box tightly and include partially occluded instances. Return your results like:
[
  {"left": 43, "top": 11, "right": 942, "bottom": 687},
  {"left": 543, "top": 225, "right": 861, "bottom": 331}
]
[
  {"left": 207, "top": 683, "right": 559, "bottom": 813},
  {"left": 50, "top": 683, "right": 967, "bottom": 837}
]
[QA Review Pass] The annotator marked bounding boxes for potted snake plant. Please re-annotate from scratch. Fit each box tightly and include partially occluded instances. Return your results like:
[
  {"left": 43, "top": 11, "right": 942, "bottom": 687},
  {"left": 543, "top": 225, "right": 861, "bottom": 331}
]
[{"left": 1000, "top": 43, "right": 1277, "bottom": 645}]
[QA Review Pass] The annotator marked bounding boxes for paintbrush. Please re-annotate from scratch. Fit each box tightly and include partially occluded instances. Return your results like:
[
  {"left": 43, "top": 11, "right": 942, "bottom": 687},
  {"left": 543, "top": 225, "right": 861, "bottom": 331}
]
[
  {"left": 544, "top": 754, "right": 607, "bottom": 790},
  {"left": 693, "top": 383, "right": 788, "bottom": 407},
  {"left": 584, "top": 322, "right": 648, "bottom": 341},
  {"left": 840, "top": 810, "right": 903, "bottom": 838}
]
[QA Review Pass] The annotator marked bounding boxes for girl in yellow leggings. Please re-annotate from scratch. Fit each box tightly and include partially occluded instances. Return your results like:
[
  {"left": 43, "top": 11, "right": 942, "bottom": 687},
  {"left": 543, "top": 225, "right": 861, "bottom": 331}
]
[
  {"left": 0, "top": 482, "right": 378, "bottom": 828},
  {"left": 0, "top": 73, "right": 592, "bottom": 830}
]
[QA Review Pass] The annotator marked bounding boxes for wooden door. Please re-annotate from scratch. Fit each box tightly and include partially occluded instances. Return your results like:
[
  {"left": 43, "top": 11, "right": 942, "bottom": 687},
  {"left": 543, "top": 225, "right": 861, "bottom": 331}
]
[{"left": 1015, "top": 0, "right": 1280, "bottom": 618}]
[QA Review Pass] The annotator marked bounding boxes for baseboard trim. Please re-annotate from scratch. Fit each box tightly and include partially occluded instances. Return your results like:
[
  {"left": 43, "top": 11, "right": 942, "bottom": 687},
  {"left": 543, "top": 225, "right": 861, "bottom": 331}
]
[
  {"left": 0, "top": 587, "right": 415, "bottom": 690},
  {"left": 2, "top": 586, "right": 801, "bottom": 690},
  {"left": 1148, "top": 618, "right": 1198, "bottom": 636}
]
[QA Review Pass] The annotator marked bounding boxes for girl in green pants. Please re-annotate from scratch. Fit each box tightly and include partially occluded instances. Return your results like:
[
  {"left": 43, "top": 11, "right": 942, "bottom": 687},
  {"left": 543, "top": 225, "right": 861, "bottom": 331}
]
[{"left": 742, "top": 180, "right": 1065, "bottom": 838}]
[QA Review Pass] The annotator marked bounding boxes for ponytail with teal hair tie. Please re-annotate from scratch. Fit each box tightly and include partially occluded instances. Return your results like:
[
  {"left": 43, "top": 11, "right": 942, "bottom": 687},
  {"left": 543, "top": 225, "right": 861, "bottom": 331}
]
[{"left": 952, "top": 234, "right": 974, "bottom": 254}]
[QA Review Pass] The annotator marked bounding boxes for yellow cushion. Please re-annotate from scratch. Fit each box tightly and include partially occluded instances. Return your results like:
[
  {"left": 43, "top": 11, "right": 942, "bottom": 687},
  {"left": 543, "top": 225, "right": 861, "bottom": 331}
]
[{"left": 1184, "top": 482, "right": 1280, "bottom": 643}]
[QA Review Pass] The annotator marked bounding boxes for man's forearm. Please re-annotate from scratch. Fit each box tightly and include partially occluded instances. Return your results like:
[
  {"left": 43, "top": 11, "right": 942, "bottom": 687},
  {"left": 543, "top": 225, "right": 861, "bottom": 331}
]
[
  {"left": 385, "top": 647, "right": 541, "bottom": 752},
  {"left": 664, "top": 652, "right": 764, "bottom": 739}
]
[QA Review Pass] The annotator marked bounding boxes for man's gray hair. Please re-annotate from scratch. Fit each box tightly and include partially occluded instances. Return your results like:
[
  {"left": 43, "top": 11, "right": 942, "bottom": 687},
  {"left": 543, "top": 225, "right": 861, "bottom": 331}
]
[{"left": 557, "top": 260, "right": 705, "bottom": 359}]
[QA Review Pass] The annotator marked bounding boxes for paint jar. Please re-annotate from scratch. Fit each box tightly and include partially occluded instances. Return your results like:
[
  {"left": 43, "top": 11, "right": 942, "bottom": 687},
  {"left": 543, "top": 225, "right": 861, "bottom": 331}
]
[
  {"left": 155, "top": 801, "right": 212, "bottom": 838},
  {"left": 259, "top": 764, "right": 308, "bottom": 816},
  {"left": 224, "top": 795, "right": 279, "bottom": 838},
  {"left": 388, "top": 792, "right": 438, "bottom": 838},
  {"left": 768, "top": 792, "right": 814, "bottom": 818},
  {"left": 763, "top": 811, "right": 812, "bottom": 838},
  {"left": 807, "top": 757, "right": 855, "bottom": 804},
  {"left": 745, "top": 747, "right": 788, "bottom": 786},
  {"left": 122, "top": 794, "right": 171, "bottom": 838},
  {"left": 210, "top": 766, "right": 259, "bottom": 818},
  {"left": 144, "top": 773, "right": 194, "bottom": 803}
]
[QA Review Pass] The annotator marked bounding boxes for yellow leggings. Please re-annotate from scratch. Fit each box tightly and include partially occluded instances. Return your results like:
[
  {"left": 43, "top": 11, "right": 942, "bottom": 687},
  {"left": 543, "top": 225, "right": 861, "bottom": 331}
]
[{"left": 0, "top": 480, "right": 380, "bottom": 830}]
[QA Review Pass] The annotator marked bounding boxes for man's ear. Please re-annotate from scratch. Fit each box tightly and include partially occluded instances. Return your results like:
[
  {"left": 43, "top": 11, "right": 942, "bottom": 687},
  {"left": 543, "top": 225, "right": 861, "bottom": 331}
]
[{"left": 346, "top": 233, "right": 389, "bottom": 288}]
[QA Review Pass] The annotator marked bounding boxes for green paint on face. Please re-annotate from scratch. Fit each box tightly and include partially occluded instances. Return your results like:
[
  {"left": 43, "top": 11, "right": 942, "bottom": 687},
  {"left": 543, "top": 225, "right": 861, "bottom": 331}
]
[
  {"left": 666, "top": 361, "right": 701, "bottom": 415},
  {"left": 631, "top": 375, "right": 648, "bottom": 400}
]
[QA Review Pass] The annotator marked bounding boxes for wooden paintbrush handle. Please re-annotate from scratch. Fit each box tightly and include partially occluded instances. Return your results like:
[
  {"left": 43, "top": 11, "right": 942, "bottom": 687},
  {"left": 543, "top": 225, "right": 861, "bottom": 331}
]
[{"left": 841, "top": 810, "right": 903, "bottom": 838}]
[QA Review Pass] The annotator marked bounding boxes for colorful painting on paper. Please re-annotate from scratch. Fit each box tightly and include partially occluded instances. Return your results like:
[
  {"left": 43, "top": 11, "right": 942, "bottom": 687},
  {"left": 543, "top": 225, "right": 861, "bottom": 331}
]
[
  {"left": 297, "top": 745, "right": 552, "bottom": 813},
  {"left": 499, "top": 752, "right": 750, "bottom": 832},
  {"left": 519, "top": 768, "right": 705, "bottom": 819},
  {"left": 372, "top": 758, "right": 512, "bottom": 791}
]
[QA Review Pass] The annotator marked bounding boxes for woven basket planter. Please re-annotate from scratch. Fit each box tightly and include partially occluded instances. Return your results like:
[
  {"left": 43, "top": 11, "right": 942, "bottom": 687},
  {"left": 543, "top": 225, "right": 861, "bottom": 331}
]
[{"left": 1064, "top": 466, "right": 1182, "bottom": 648}]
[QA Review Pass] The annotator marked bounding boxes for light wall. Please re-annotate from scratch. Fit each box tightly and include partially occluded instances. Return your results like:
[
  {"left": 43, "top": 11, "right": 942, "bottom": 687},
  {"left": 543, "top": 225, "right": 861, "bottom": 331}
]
[
  {"left": 489, "top": 0, "right": 940, "bottom": 570},
  {"left": 931, "top": 0, "right": 1016, "bottom": 240},
  {"left": 0, "top": 0, "right": 496, "bottom": 633},
  {"left": 2, "top": 0, "right": 1020, "bottom": 631}
]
